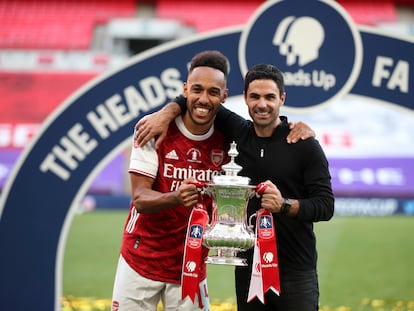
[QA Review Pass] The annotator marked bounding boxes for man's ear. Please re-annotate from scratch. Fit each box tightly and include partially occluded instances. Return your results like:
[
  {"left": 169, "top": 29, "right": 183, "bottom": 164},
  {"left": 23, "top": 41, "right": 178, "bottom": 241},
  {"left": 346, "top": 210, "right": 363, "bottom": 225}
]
[
  {"left": 280, "top": 92, "right": 287, "bottom": 106},
  {"left": 222, "top": 88, "right": 229, "bottom": 103}
]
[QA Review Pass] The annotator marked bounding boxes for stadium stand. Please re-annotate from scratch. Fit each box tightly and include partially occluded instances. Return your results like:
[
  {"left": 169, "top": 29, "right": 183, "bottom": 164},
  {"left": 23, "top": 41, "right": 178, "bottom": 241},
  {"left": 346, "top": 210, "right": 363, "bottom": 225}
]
[
  {"left": 0, "top": 0, "right": 136, "bottom": 50},
  {"left": 0, "top": 71, "right": 96, "bottom": 124},
  {"left": 157, "top": 0, "right": 399, "bottom": 31},
  {"left": 339, "top": 0, "right": 397, "bottom": 25},
  {"left": 157, "top": 0, "right": 263, "bottom": 33}
]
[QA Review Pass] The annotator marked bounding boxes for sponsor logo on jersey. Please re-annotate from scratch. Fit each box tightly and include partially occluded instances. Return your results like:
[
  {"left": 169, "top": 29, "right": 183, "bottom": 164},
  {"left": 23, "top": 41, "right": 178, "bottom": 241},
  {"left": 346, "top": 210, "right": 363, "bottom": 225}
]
[
  {"left": 165, "top": 149, "right": 179, "bottom": 160},
  {"left": 163, "top": 163, "right": 221, "bottom": 181}
]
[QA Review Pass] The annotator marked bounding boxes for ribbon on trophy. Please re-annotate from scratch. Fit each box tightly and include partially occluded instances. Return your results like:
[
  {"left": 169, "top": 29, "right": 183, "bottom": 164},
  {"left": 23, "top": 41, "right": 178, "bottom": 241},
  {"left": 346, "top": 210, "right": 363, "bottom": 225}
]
[
  {"left": 181, "top": 182, "right": 208, "bottom": 308},
  {"left": 248, "top": 183, "right": 280, "bottom": 303}
]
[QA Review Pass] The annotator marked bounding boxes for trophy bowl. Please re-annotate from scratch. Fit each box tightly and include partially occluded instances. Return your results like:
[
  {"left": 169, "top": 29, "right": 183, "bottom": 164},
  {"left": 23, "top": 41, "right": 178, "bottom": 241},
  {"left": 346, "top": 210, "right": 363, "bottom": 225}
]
[
  {"left": 201, "top": 142, "right": 256, "bottom": 266},
  {"left": 202, "top": 182, "right": 255, "bottom": 266}
]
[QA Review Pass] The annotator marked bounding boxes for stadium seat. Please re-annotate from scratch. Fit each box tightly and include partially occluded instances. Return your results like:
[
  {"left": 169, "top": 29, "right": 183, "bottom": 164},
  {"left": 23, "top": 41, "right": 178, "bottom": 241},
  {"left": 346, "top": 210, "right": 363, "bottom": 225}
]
[
  {"left": 339, "top": 0, "right": 397, "bottom": 26},
  {"left": 157, "top": 0, "right": 398, "bottom": 32},
  {"left": 157, "top": 0, "right": 263, "bottom": 33},
  {"left": 0, "top": 0, "right": 136, "bottom": 50}
]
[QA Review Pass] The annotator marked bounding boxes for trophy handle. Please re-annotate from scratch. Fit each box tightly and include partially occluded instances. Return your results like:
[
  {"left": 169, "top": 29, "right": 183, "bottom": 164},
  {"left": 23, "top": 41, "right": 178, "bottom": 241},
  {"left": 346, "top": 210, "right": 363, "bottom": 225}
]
[
  {"left": 248, "top": 213, "right": 256, "bottom": 230},
  {"left": 191, "top": 181, "right": 215, "bottom": 226}
]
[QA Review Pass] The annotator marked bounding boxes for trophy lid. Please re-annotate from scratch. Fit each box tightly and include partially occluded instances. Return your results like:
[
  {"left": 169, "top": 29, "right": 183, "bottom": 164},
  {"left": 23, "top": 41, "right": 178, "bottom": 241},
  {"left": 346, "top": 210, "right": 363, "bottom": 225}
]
[{"left": 213, "top": 141, "right": 250, "bottom": 185}]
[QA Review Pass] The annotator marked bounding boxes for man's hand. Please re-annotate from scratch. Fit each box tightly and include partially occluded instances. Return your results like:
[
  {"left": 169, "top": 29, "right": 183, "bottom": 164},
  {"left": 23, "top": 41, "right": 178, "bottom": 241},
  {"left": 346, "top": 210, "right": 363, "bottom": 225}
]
[
  {"left": 177, "top": 179, "right": 199, "bottom": 208},
  {"left": 135, "top": 113, "right": 168, "bottom": 148},
  {"left": 259, "top": 180, "right": 283, "bottom": 213},
  {"left": 287, "top": 121, "right": 316, "bottom": 144},
  {"left": 135, "top": 101, "right": 181, "bottom": 148},
  {"left": 259, "top": 180, "right": 299, "bottom": 217}
]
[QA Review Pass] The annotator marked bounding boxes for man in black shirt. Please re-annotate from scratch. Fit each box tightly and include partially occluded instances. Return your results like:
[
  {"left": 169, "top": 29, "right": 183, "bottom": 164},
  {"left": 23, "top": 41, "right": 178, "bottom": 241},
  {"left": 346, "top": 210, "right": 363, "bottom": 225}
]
[
  {"left": 223, "top": 64, "right": 334, "bottom": 311},
  {"left": 136, "top": 63, "right": 334, "bottom": 311}
]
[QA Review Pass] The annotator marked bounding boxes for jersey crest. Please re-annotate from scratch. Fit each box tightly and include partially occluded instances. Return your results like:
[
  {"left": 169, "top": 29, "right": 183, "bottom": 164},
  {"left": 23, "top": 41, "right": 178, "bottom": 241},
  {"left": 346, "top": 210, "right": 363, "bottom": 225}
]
[{"left": 211, "top": 149, "right": 224, "bottom": 167}]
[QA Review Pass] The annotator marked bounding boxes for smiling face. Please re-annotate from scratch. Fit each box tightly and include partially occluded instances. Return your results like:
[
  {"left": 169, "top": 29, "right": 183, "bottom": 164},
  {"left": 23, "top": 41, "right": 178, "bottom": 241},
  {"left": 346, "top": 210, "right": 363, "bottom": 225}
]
[
  {"left": 244, "top": 78, "right": 286, "bottom": 137},
  {"left": 183, "top": 66, "right": 228, "bottom": 134}
]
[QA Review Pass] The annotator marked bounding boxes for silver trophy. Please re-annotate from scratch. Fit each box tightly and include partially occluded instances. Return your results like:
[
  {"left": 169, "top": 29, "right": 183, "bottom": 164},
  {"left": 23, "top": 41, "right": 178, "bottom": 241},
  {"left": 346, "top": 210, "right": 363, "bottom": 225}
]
[{"left": 202, "top": 141, "right": 256, "bottom": 266}]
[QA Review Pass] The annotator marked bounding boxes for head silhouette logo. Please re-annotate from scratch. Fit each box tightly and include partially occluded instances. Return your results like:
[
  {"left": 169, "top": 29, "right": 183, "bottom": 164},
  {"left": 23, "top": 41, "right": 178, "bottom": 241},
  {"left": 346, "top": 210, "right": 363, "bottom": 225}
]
[
  {"left": 239, "top": 0, "right": 362, "bottom": 108},
  {"left": 186, "top": 261, "right": 197, "bottom": 272},
  {"left": 263, "top": 252, "right": 274, "bottom": 263},
  {"left": 273, "top": 16, "right": 325, "bottom": 66}
]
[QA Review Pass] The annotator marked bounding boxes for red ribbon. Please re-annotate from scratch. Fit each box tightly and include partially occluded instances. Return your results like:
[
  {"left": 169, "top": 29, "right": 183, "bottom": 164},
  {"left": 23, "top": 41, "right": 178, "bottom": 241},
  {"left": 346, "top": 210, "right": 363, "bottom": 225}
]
[
  {"left": 181, "top": 202, "right": 208, "bottom": 307},
  {"left": 248, "top": 208, "right": 280, "bottom": 304}
]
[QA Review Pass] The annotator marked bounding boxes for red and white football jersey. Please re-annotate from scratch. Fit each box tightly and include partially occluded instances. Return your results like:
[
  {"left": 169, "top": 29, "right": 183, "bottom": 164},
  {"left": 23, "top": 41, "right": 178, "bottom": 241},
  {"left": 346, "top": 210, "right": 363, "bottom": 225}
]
[{"left": 121, "top": 116, "right": 228, "bottom": 284}]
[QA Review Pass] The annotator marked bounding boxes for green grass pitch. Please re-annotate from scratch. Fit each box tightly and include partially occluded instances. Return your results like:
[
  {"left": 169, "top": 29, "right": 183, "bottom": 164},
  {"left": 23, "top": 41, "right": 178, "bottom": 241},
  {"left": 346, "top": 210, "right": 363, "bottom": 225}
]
[{"left": 63, "top": 210, "right": 414, "bottom": 310}]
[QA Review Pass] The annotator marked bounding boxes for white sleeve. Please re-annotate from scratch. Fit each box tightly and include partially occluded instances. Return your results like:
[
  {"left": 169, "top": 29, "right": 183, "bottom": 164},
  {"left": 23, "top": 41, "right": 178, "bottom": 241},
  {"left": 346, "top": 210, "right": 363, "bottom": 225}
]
[{"left": 128, "top": 133, "right": 158, "bottom": 179}]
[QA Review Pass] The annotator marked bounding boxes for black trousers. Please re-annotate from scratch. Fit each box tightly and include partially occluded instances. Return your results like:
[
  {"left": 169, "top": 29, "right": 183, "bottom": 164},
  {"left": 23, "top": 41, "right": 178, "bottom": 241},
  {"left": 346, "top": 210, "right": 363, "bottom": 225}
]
[{"left": 235, "top": 265, "right": 319, "bottom": 311}]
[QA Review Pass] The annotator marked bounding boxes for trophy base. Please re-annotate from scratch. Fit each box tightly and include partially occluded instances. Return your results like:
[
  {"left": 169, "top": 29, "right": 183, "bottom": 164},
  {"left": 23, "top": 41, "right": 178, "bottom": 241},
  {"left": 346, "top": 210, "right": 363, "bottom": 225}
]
[
  {"left": 205, "top": 256, "right": 247, "bottom": 266},
  {"left": 205, "top": 248, "right": 248, "bottom": 266}
]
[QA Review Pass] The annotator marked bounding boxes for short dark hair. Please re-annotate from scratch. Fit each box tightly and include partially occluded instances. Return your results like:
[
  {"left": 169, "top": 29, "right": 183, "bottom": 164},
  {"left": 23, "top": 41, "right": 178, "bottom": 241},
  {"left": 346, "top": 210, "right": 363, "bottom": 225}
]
[
  {"left": 244, "top": 64, "right": 285, "bottom": 96},
  {"left": 188, "top": 50, "right": 230, "bottom": 79}
]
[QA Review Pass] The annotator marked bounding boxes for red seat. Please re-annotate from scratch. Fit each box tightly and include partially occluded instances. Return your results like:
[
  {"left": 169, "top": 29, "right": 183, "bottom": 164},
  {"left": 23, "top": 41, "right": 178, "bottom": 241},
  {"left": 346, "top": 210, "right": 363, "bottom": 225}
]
[
  {"left": 157, "top": 0, "right": 398, "bottom": 32},
  {"left": 338, "top": 1, "right": 397, "bottom": 26},
  {"left": 0, "top": 0, "right": 136, "bottom": 50},
  {"left": 157, "top": 0, "right": 263, "bottom": 33}
]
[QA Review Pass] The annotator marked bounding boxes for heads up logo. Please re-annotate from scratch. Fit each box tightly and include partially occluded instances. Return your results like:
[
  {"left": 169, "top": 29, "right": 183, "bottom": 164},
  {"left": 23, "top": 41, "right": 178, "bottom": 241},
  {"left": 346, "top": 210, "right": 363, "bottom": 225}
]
[
  {"left": 273, "top": 16, "right": 324, "bottom": 67},
  {"left": 239, "top": 0, "right": 363, "bottom": 109}
]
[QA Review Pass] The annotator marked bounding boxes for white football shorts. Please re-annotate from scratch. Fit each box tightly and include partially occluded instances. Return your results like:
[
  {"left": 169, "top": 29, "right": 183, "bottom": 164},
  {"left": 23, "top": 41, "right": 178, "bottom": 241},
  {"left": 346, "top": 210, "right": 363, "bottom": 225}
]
[{"left": 111, "top": 255, "right": 210, "bottom": 311}]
